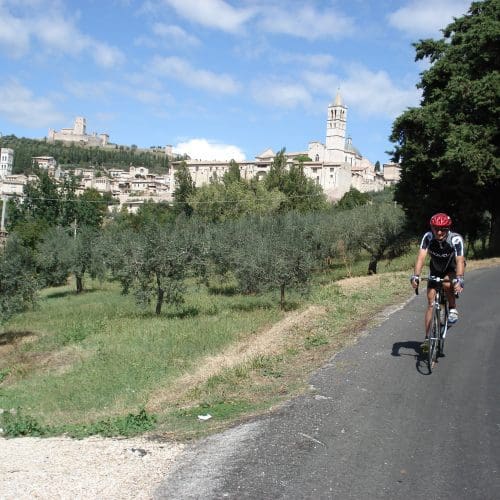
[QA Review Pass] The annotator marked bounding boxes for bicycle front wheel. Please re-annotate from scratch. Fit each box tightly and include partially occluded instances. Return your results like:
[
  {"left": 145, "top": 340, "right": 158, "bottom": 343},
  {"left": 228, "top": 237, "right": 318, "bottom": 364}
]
[{"left": 428, "top": 313, "right": 440, "bottom": 372}]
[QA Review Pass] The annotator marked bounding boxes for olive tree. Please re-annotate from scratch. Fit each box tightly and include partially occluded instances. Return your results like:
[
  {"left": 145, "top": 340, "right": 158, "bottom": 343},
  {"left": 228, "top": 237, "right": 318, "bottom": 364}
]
[
  {"left": 228, "top": 214, "right": 317, "bottom": 309},
  {"left": 102, "top": 219, "right": 194, "bottom": 315},
  {"left": 0, "top": 234, "right": 39, "bottom": 323}
]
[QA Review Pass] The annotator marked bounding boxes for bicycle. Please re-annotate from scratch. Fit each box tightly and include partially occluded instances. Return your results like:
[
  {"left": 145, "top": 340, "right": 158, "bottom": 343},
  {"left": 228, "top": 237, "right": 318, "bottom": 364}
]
[{"left": 416, "top": 276, "right": 452, "bottom": 373}]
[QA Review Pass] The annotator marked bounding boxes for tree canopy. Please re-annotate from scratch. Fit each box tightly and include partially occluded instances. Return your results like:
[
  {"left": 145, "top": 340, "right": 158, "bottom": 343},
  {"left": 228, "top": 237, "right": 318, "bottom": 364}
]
[
  {"left": 390, "top": 0, "right": 500, "bottom": 253},
  {"left": 264, "top": 149, "right": 327, "bottom": 212}
]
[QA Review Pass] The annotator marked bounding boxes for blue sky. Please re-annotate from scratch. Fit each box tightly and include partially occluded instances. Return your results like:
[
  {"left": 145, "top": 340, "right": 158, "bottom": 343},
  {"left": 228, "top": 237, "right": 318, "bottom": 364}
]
[{"left": 0, "top": 0, "right": 471, "bottom": 164}]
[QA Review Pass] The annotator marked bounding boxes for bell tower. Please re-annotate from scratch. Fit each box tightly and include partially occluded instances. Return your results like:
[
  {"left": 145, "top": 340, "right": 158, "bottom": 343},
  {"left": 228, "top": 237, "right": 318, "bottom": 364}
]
[{"left": 325, "top": 91, "right": 347, "bottom": 163}]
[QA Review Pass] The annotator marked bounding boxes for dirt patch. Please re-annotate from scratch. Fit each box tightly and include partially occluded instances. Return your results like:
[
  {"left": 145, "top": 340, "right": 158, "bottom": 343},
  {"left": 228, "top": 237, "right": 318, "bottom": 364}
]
[
  {"left": 146, "top": 305, "right": 327, "bottom": 411},
  {"left": 464, "top": 257, "right": 500, "bottom": 271},
  {"left": 0, "top": 331, "right": 37, "bottom": 356},
  {"left": 0, "top": 341, "right": 90, "bottom": 386},
  {"left": 335, "top": 273, "right": 392, "bottom": 294}
]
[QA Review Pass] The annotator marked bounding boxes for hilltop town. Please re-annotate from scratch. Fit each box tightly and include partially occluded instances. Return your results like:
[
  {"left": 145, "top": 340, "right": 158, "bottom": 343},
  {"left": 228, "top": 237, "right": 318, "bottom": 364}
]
[{"left": 0, "top": 93, "right": 400, "bottom": 214}]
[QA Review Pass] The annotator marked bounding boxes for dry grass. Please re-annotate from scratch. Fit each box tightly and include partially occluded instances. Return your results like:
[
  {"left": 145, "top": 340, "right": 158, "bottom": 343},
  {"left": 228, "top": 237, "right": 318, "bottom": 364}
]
[{"left": 147, "top": 305, "right": 326, "bottom": 411}]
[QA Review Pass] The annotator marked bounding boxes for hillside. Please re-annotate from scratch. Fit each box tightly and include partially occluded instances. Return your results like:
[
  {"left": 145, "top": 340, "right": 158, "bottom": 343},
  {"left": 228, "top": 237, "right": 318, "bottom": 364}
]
[{"left": 0, "top": 135, "right": 173, "bottom": 174}]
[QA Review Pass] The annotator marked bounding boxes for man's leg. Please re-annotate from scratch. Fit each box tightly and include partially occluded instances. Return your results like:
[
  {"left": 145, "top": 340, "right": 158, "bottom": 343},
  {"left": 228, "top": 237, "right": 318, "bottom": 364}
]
[
  {"left": 444, "top": 274, "right": 456, "bottom": 309},
  {"left": 444, "top": 273, "right": 459, "bottom": 323},
  {"left": 425, "top": 287, "right": 436, "bottom": 337},
  {"left": 421, "top": 287, "right": 436, "bottom": 352}
]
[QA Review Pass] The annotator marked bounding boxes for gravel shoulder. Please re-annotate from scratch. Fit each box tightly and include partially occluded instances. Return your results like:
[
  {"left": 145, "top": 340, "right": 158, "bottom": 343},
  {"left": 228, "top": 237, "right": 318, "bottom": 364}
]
[{"left": 0, "top": 436, "right": 185, "bottom": 499}]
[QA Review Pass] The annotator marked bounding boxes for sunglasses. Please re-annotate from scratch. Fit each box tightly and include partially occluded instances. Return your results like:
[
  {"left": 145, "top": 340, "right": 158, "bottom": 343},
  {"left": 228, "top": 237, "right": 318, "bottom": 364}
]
[{"left": 432, "top": 227, "right": 450, "bottom": 233}]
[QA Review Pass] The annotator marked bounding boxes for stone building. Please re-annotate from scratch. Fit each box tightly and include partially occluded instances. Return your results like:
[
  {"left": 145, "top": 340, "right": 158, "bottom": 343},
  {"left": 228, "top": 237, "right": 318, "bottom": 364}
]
[
  {"left": 170, "top": 92, "right": 391, "bottom": 201},
  {"left": 0, "top": 148, "right": 14, "bottom": 179},
  {"left": 48, "top": 117, "right": 109, "bottom": 147}
]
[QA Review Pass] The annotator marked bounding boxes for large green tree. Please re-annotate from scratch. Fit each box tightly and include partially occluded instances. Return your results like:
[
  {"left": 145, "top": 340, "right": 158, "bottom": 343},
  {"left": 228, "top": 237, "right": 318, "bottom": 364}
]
[
  {"left": 172, "top": 161, "right": 196, "bottom": 216},
  {"left": 390, "top": 0, "right": 500, "bottom": 253},
  {"left": 264, "top": 149, "right": 327, "bottom": 212},
  {"left": 189, "top": 165, "right": 286, "bottom": 222},
  {"left": 0, "top": 234, "right": 39, "bottom": 323}
]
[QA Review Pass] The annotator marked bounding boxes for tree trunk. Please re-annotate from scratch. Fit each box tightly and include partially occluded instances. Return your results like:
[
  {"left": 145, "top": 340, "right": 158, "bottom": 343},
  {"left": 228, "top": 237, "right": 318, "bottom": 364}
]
[
  {"left": 280, "top": 284, "right": 285, "bottom": 310},
  {"left": 76, "top": 275, "right": 83, "bottom": 294},
  {"left": 156, "top": 287, "right": 164, "bottom": 315},
  {"left": 489, "top": 208, "right": 500, "bottom": 256},
  {"left": 368, "top": 256, "right": 378, "bottom": 275}
]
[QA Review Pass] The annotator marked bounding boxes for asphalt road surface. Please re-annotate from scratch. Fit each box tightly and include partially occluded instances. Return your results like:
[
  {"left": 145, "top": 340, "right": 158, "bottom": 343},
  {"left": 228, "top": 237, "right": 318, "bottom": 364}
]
[{"left": 155, "top": 266, "right": 500, "bottom": 500}]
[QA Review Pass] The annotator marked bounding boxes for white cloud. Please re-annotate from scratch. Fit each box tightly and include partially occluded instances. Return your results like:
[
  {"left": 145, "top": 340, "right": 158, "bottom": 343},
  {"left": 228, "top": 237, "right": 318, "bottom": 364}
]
[
  {"left": 152, "top": 56, "right": 240, "bottom": 94},
  {"left": 387, "top": 0, "right": 470, "bottom": 37},
  {"left": 92, "top": 42, "right": 125, "bottom": 68},
  {"left": 303, "top": 65, "right": 421, "bottom": 118},
  {"left": 64, "top": 77, "right": 173, "bottom": 109},
  {"left": 162, "top": 0, "right": 256, "bottom": 33},
  {"left": 173, "top": 138, "right": 246, "bottom": 161},
  {"left": 0, "top": 80, "right": 65, "bottom": 128},
  {"left": 152, "top": 23, "right": 200, "bottom": 46},
  {"left": 33, "top": 16, "right": 125, "bottom": 67},
  {"left": 0, "top": 3, "right": 124, "bottom": 67},
  {"left": 0, "top": 4, "right": 31, "bottom": 56},
  {"left": 343, "top": 67, "right": 420, "bottom": 118},
  {"left": 259, "top": 4, "right": 354, "bottom": 40},
  {"left": 133, "top": 88, "right": 173, "bottom": 107},
  {"left": 275, "top": 52, "right": 335, "bottom": 69},
  {"left": 251, "top": 80, "right": 312, "bottom": 109}
]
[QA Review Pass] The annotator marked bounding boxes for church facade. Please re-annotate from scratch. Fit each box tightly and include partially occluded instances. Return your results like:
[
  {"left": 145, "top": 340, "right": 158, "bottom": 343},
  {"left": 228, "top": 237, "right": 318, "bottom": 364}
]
[{"left": 171, "top": 92, "right": 391, "bottom": 201}]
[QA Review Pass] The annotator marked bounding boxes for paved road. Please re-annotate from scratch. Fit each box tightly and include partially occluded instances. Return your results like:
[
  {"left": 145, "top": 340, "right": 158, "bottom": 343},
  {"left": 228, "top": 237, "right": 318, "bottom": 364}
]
[{"left": 155, "top": 266, "right": 500, "bottom": 500}]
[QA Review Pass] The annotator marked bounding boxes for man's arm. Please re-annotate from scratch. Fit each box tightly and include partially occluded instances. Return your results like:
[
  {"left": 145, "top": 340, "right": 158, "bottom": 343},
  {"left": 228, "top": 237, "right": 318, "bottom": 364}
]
[
  {"left": 411, "top": 248, "right": 427, "bottom": 288},
  {"left": 454, "top": 255, "right": 465, "bottom": 292},
  {"left": 414, "top": 248, "right": 428, "bottom": 276}
]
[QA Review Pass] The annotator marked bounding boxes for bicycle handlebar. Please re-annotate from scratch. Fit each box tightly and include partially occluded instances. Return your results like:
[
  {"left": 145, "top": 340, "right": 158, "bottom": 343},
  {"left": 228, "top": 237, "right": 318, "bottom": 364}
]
[{"left": 414, "top": 276, "right": 457, "bottom": 297}]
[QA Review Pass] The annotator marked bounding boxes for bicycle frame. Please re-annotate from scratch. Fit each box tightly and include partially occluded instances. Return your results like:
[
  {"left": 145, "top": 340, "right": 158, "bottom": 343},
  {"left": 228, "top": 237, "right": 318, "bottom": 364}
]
[{"left": 416, "top": 276, "right": 451, "bottom": 372}]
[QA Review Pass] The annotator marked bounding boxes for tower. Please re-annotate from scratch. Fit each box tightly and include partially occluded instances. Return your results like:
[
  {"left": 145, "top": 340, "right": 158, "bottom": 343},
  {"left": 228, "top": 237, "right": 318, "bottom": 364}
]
[
  {"left": 325, "top": 91, "right": 347, "bottom": 163},
  {"left": 74, "top": 117, "right": 86, "bottom": 136}
]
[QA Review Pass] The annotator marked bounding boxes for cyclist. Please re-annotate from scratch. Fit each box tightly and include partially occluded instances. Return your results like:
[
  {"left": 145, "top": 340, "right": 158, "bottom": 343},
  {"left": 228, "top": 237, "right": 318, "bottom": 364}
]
[{"left": 410, "top": 213, "right": 465, "bottom": 351}]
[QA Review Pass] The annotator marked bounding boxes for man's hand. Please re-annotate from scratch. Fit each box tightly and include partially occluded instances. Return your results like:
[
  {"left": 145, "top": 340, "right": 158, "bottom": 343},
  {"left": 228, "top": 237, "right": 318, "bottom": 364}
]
[
  {"left": 410, "top": 275, "right": 420, "bottom": 289},
  {"left": 453, "top": 276, "right": 464, "bottom": 293}
]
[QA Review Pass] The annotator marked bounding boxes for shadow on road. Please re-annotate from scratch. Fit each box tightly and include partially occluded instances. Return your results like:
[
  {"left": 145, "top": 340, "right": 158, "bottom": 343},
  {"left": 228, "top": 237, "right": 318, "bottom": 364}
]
[
  {"left": 392, "top": 340, "right": 435, "bottom": 375},
  {"left": 391, "top": 340, "right": 421, "bottom": 357}
]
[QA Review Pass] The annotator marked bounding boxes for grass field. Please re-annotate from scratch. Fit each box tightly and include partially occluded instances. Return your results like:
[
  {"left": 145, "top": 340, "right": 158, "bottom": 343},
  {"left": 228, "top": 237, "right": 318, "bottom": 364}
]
[{"left": 2, "top": 251, "right": 495, "bottom": 439}]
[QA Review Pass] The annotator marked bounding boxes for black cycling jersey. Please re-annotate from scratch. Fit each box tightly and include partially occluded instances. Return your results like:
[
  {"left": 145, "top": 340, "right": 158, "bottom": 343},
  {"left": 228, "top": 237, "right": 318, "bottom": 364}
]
[{"left": 419, "top": 230, "right": 465, "bottom": 275}]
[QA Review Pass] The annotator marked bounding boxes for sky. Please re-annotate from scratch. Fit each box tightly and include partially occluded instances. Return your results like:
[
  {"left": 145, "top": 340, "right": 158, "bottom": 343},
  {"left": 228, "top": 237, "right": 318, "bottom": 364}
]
[{"left": 0, "top": 0, "right": 472, "bottom": 165}]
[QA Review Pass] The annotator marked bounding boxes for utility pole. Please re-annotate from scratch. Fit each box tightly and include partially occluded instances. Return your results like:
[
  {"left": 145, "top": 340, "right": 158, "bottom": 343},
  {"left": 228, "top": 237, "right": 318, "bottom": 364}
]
[
  {"left": 1, "top": 195, "right": 7, "bottom": 232},
  {"left": 0, "top": 195, "right": 8, "bottom": 246}
]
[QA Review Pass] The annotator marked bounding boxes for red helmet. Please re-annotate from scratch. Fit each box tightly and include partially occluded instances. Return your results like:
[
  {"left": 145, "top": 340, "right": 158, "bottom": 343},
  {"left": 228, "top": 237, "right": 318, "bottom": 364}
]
[{"left": 430, "top": 212, "right": 452, "bottom": 228}]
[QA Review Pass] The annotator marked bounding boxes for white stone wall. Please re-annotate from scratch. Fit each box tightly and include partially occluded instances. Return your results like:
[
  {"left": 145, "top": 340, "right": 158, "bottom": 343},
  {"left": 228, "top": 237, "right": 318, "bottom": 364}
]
[{"left": 0, "top": 148, "right": 14, "bottom": 179}]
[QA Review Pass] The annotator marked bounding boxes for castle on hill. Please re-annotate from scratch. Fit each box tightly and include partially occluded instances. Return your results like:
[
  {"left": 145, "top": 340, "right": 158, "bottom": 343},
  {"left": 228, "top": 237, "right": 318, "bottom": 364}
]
[{"left": 48, "top": 117, "right": 109, "bottom": 147}]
